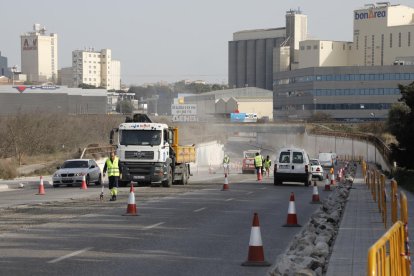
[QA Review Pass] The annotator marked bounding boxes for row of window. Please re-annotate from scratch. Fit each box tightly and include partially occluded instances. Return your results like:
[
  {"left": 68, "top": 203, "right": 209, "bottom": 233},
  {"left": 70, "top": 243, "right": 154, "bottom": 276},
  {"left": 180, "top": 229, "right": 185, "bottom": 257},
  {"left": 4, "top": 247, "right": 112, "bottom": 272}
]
[
  {"left": 311, "top": 88, "right": 400, "bottom": 96},
  {"left": 275, "top": 72, "right": 414, "bottom": 85},
  {"left": 275, "top": 103, "right": 392, "bottom": 111}
]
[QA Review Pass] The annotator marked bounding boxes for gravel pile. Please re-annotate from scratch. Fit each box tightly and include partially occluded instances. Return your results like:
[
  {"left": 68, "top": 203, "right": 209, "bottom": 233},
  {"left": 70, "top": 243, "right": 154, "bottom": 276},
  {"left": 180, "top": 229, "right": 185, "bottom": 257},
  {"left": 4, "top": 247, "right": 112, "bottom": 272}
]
[{"left": 269, "top": 167, "right": 356, "bottom": 276}]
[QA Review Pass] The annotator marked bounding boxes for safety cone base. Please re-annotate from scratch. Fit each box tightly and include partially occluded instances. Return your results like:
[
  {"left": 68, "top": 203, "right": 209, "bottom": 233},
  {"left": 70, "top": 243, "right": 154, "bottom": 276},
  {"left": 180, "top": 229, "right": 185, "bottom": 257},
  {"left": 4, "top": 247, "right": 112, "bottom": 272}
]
[
  {"left": 222, "top": 184, "right": 230, "bottom": 191},
  {"left": 282, "top": 223, "right": 302, "bottom": 227},
  {"left": 323, "top": 186, "right": 332, "bottom": 192},
  {"left": 241, "top": 260, "right": 271, "bottom": 267}
]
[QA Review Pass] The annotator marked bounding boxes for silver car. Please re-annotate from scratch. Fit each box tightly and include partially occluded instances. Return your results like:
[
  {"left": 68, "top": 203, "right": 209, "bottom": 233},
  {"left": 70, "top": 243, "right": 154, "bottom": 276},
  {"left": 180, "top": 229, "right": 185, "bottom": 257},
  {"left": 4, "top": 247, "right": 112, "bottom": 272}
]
[{"left": 52, "top": 159, "right": 102, "bottom": 187}]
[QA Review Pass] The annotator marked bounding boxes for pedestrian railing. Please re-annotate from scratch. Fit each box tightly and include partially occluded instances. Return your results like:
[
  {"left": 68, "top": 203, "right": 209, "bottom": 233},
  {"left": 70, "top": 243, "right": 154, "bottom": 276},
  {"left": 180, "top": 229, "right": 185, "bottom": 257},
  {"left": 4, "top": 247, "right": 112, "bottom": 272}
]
[
  {"left": 367, "top": 221, "right": 409, "bottom": 276},
  {"left": 365, "top": 164, "right": 411, "bottom": 275}
]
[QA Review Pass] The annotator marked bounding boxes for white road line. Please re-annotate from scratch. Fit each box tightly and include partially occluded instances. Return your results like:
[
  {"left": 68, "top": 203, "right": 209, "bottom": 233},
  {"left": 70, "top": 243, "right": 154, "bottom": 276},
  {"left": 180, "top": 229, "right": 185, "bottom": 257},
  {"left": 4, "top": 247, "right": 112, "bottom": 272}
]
[
  {"left": 144, "top": 222, "right": 165, "bottom": 230},
  {"left": 225, "top": 198, "right": 234, "bottom": 202},
  {"left": 193, "top": 207, "right": 206, "bottom": 213},
  {"left": 246, "top": 192, "right": 253, "bottom": 195},
  {"left": 260, "top": 187, "right": 267, "bottom": 190},
  {"left": 48, "top": 247, "right": 93, "bottom": 264}
]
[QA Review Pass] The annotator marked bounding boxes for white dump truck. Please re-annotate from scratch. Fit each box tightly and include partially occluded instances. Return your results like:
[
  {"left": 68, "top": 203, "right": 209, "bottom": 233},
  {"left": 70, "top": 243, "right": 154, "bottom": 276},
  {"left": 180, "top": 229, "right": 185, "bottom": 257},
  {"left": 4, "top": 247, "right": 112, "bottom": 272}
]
[{"left": 109, "top": 114, "right": 196, "bottom": 187}]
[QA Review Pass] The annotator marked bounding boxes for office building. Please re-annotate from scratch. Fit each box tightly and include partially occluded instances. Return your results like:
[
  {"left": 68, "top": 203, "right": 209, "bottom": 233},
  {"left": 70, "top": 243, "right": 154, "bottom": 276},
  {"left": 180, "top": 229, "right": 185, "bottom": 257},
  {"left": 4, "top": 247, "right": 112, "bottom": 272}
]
[
  {"left": 273, "top": 3, "right": 414, "bottom": 120},
  {"left": 72, "top": 48, "right": 121, "bottom": 90},
  {"left": 21, "top": 24, "right": 58, "bottom": 83}
]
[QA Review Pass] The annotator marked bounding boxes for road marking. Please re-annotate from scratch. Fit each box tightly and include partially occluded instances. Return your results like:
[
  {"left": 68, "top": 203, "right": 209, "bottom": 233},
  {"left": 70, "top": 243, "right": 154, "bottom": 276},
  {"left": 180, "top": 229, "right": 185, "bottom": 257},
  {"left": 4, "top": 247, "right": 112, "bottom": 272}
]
[
  {"left": 144, "top": 222, "right": 165, "bottom": 230},
  {"left": 260, "top": 187, "right": 267, "bottom": 190},
  {"left": 246, "top": 192, "right": 253, "bottom": 195},
  {"left": 225, "top": 198, "right": 234, "bottom": 202},
  {"left": 193, "top": 207, "right": 206, "bottom": 213},
  {"left": 48, "top": 247, "right": 93, "bottom": 264}
]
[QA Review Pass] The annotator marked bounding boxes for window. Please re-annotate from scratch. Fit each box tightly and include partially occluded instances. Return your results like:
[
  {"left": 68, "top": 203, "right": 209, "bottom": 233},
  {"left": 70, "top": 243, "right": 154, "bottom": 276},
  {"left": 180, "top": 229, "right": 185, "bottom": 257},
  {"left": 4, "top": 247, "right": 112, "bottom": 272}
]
[
  {"left": 313, "top": 45, "right": 318, "bottom": 49},
  {"left": 279, "top": 152, "right": 290, "bottom": 163},
  {"left": 390, "top": 33, "right": 393, "bottom": 48},
  {"left": 292, "top": 152, "right": 303, "bottom": 164},
  {"left": 409, "top": 32, "right": 411, "bottom": 47},
  {"left": 306, "top": 45, "right": 311, "bottom": 50},
  {"left": 399, "top": 32, "right": 402, "bottom": 47},
  {"left": 300, "top": 46, "right": 305, "bottom": 50}
]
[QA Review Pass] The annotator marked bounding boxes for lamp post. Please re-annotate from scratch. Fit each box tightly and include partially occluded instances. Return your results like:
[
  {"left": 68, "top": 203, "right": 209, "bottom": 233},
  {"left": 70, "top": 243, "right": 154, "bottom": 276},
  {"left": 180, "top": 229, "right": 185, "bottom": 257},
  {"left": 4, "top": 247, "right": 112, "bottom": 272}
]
[{"left": 11, "top": 65, "right": 17, "bottom": 86}]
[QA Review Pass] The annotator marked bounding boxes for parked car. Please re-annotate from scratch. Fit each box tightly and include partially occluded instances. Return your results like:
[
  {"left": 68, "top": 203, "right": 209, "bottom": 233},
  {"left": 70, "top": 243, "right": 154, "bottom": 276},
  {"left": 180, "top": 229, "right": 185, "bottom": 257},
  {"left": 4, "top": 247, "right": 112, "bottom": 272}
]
[
  {"left": 52, "top": 159, "right": 102, "bottom": 187},
  {"left": 310, "top": 159, "right": 324, "bottom": 181},
  {"left": 274, "top": 147, "right": 312, "bottom": 186}
]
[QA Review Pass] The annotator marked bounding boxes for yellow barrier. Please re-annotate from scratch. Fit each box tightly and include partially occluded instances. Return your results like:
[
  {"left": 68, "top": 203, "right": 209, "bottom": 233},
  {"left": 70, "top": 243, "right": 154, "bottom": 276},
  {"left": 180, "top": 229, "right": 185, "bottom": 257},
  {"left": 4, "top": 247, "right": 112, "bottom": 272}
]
[
  {"left": 367, "top": 221, "right": 408, "bottom": 276},
  {"left": 391, "top": 180, "right": 398, "bottom": 224},
  {"left": 380, "top": 174, "right": 386, "bottom": 229}
]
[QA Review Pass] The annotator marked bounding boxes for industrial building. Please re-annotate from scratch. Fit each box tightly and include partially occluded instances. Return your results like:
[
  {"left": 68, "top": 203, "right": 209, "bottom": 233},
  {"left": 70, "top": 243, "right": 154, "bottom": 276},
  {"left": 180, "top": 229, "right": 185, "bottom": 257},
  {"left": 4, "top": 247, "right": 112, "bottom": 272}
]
[
  {"left": 229, "top": 3, "right": 414, "bottom": 120},
  {"left": 0, "top": 85, "right": 107, "bottom": 115},
  {"left": 228, "top": 10, "right": 307, "bottom": 90},
  {"left": 20, "top": 24, "right": 58, "bottom": 83},
  {"left": 183, "top": 87, "right": 273, "bottom": 121},
  {"left": 273, "top": 3, "right": 414, "bottom": 120}
]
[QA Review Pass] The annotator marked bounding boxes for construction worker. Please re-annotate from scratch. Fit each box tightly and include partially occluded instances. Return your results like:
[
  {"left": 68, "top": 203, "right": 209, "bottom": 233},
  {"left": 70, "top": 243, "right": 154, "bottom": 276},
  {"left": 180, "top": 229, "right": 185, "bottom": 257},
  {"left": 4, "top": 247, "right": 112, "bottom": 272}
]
[
  {"left": 103, "top": 151, "right": 120, "bottom": 201},
  {"left": 223, "top": 154, "right": 230, "bottom": 175},
  {"left": 263, "top": 155, "right": 272, "bottom": 177},
  {"left": 254, "top": 152, "right": 263, "bottom": 180}
]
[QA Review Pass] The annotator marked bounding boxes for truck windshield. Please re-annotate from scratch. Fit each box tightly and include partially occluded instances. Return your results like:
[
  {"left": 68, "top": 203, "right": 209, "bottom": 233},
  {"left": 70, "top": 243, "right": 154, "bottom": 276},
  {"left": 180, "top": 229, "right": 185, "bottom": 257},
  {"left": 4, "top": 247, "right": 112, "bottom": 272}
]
[{"left": 120, "top": 130, "right": 162, "bottom": 146}]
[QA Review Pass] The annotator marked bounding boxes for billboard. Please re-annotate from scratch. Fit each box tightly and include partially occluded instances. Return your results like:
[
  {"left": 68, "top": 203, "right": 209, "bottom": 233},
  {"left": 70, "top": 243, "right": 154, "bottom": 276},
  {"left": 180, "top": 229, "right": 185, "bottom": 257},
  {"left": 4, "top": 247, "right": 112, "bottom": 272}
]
[
  {"left": 230, "top": 113, "right": 257, "bottom": 123},
  {"left": 171, "top": 104, "right": 197, "bottom": 122}
]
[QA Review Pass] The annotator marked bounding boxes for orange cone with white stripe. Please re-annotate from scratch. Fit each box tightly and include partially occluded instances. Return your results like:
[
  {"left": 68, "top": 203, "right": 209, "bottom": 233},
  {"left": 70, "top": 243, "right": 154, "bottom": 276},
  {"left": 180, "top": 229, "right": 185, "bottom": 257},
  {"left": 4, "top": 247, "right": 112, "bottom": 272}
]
[
  {"left": 310, "top": 181, "right": 321, "bottom": 204},
  {"left": 123, "top": 183, "right": 138, "bottom": 216},
  {"left": 257, "top": 169, "right": 262, "bottom": 181},
  {"left": 222, "top": 173, "right": 229, "bottom": 191},
  {"left": 283, "top": 192, "right": 301, "bottom": 227},
  {"left": 324, "top": 173, "right": 331, "bottom": 191},
  {"left": 37, "top": 176, "right": 45, "bottom": 195},
  {"left": 80, "top": 175, "right": 87, "bottom": 190},
  {"left": 330, "top": 172, "right": 336, "bottom": 186},
  {"left": 241, "top": 213, "right": 271, "bottom": 266}
]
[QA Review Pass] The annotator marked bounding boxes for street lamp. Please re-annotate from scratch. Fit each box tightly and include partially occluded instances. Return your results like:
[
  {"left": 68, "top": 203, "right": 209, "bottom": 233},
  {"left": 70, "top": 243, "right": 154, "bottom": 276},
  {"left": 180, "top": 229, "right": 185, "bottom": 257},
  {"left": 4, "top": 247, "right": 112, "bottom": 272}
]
[{"left": 11, "top": 65, "right": 17, "bottom": 86}]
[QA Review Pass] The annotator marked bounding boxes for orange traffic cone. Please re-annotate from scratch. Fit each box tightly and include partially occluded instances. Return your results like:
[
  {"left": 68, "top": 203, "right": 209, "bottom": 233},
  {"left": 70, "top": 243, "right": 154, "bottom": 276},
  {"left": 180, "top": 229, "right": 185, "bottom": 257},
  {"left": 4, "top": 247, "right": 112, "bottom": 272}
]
[
  {"left": 123, "top": 184, "right": 138, "bottom": 216},
  {"left": 330, "top": 172, "right": 336, "bottom": 186},
  {"left": 37, "top": 176, "right": 45, "bottom": 195},
  {"left": 324, "top": 174, "right": 331, "bottom": 191},
  {"left": 222, "top": 173, "right": 230, "bottom": 191},
  {"left": 283, "top": 192, "right": 301, "bottom": 227},
  {"left": 310, "top": 181, "right": 321, "bottom": 204},
  {"left": 241, "top": 213, "right": 271, "bottom": 267},
  {"left": 257, "top": 169, "right": 262, "bottom": 181},
  {"left": 81, "top": 175, "right": 87, "bottom": 190}
]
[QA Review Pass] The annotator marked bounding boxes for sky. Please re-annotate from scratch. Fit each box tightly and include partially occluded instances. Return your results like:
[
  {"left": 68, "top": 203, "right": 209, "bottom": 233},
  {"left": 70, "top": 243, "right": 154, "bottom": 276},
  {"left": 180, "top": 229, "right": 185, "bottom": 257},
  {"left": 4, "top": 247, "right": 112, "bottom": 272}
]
[{"left": 1, "top": 0, "right": 413, "bottom": 86}]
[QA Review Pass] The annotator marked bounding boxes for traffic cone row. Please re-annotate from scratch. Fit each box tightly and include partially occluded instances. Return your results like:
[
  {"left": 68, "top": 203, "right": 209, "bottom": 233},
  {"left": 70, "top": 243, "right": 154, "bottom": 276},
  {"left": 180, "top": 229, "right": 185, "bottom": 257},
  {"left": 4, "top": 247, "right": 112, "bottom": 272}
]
[{"left": 37, "top": 176, "right": 45, "bottom": 195}]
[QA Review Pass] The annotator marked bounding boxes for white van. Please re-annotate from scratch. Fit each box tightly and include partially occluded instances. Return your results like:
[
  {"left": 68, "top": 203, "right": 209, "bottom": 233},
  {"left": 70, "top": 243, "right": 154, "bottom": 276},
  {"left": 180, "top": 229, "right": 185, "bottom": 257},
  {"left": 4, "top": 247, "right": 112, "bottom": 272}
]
[
  {"left": 274, "top": 147, "right": 312, "bottom": 186},
  {"left": 318, "top": 152, "right": 336, "bottom": 168}
]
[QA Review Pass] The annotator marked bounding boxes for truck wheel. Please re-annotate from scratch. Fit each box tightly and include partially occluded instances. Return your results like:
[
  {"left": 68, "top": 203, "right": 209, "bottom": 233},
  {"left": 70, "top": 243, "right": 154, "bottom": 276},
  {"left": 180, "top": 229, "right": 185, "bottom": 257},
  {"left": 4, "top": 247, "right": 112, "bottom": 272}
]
[{"left": 162, "top": 166, "right": 173, "bottom": 187}]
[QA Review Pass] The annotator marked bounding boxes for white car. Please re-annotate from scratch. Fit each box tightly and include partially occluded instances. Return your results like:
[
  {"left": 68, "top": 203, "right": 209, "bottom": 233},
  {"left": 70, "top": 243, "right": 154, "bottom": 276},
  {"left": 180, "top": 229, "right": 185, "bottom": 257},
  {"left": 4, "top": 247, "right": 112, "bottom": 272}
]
[
  {"left": 273, "top": 147, "right": 312, "bottom": 186},
  {"left": 310, "top": 159, "right": 324, "bottom": 181},
  {"left": 52, "top": 159, "right": 102, "bottom": 187}
]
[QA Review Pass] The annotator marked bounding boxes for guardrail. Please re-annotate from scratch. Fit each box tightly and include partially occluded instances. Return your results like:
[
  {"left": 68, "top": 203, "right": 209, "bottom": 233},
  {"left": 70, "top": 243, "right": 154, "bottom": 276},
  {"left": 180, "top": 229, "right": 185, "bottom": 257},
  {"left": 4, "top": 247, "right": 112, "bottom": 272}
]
[
  {"left": 366, "top": 163, "right": 411, "bottom": 275},
  {"left": 310, "top": 129, "right": 392, "bottom": 168},
  {"left": 80, "top": 145, "right": 115, "bottom": 159}
]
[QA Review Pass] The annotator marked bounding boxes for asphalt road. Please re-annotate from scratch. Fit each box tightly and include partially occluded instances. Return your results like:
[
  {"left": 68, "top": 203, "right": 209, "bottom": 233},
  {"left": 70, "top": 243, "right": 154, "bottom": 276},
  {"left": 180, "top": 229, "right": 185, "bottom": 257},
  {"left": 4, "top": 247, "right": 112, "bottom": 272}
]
[{"left": 0, "top": 173, "right": 327, "bottom": 276}]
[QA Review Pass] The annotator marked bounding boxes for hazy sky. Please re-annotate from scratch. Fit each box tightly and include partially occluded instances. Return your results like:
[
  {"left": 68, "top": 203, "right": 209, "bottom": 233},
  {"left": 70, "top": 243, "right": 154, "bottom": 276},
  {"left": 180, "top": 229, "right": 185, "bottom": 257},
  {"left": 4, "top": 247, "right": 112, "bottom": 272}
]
[{"left": 1, "top": 0, "right": 413, "bottom": 85}]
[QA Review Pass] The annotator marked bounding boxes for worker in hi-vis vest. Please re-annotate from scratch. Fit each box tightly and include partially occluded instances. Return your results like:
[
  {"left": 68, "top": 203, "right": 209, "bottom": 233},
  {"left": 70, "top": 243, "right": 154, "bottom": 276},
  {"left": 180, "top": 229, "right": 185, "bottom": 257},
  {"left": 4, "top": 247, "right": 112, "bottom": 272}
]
[
  {"left": 103, "top": 151, "right": 120, "bottom": 201},
  {"left": 263, "top": 155, "right": 272, "bottom": 177},
  {"left": 254, "top": 152, "right": 263, "bottom": 180},
  {"left": 223, "top": 154, "right": 230, "bottom": 175}
]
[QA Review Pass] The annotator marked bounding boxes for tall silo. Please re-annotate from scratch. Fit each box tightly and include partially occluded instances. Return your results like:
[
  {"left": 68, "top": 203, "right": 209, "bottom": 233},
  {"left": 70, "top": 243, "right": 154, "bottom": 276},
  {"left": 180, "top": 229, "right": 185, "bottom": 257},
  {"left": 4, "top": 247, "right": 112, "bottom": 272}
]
[
  {"left": 265, "top": 38, "right": 276, "bottom": 90},
  {"left": 255, "top": 39, "right": 266, "bottom": 89},
  {"left": 228, "top": 41, "right": 238, "bottom": 89},
  {"left": 236, "top": 41, "right": 247, "bottom": 88},
  {"left": 246, "top": 40, "right": 256, "bottom": 87}
]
